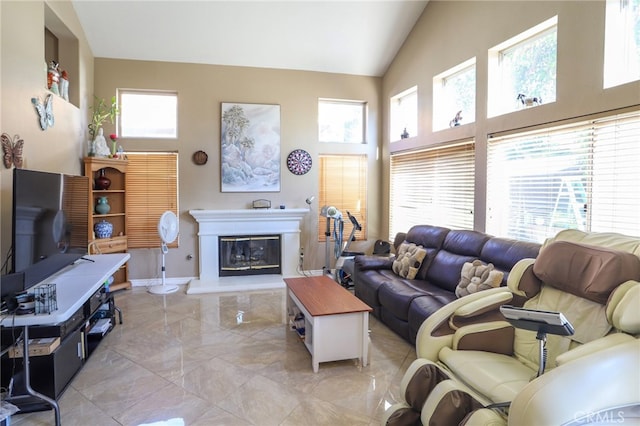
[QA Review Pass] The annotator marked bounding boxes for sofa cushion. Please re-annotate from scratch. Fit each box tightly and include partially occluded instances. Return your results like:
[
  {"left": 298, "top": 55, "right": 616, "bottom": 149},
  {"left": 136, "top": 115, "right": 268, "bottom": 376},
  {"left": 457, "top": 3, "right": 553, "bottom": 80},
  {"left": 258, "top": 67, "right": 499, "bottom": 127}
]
[
  {"left": 480, "top": 237, "right": 540, "bottom": 285},
  {"left": 533, "top": 241, "right": 640, "bottom": 305},
  {"left": 379, "top": 280, "right": 427, "bottom": 321},
  {"left": 405, "top": 225, "right": 450, "bottom": 249},
  {"left": 393, "top": 242, "right": 428, "bottom": 279},
  {"left": 353, "top": 269, "right": 399, "bottom": 313},
  {"left": 423, "top": 231, "right": 491, "bottom": 293},
  {"left": 380, "top": 306, "right": 411, "bottom": 342},
  {"left": 425, "top": 251, "right": 479, "bottom": 293},
  {"left": 442, "top": 230, "right": 491, "bottom": 257},
  {"left": 404, "top": 225, "right": 450, "bottom": 280}
]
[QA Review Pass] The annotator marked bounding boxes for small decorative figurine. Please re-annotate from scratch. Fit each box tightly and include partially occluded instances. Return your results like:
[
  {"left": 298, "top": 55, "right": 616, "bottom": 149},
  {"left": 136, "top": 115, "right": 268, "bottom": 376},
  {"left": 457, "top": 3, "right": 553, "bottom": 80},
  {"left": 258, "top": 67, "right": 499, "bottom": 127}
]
[
  {"left": 93, "top": 128, "right": 111, "bottom": 157},
  {"left": 517, "top": 93, "right": 542, "bottom": 107},
  {"left": 60, "top": 70, "right": 69, "bottom": 101},
  {"left": 47, "top": 60, "right": 60, "bottom": 95},
  {"left": 401, "top": 128, "right": 409, "bottom": 139},
  {"left": 116, "top": 145, "right": 126, "bottom": 160},
  {"left": 109, "top": 133, "right": 118, "bottom": 157},
  {"left": 449, "top": 111, "right": 463, "bottom": 127}
]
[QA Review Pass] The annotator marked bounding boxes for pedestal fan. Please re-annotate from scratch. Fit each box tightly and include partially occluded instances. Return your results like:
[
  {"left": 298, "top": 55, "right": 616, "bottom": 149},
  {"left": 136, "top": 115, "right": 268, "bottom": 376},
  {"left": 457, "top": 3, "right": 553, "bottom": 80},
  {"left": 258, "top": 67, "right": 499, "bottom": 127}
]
[{"left": 148, "top": 211, "right": 179, "bottom": 294}]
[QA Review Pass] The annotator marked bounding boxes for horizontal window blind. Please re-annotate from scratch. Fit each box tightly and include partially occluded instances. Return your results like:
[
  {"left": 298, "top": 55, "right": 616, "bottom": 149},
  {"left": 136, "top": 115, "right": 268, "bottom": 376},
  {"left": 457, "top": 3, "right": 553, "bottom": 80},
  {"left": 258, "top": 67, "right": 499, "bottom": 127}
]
[
  {"left": 318, "top": 154, "right": 367, "bottom": 242},
  {"left": 487, "top": 109, "right": 640, "bottom": 243},
  {"left": 126, "top": 152, "right": 179, "bottom": 249},
  {"left": 390, "top": 141, "right": 475, "bottom": 240},
  {"left": 591, "top": 111, "right": 640, "bottom": 236}
]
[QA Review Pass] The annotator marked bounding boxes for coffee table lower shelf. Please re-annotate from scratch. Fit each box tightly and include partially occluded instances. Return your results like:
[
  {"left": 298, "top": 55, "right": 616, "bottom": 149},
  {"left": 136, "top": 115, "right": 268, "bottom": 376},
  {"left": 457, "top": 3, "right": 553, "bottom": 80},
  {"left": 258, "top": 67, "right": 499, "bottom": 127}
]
[{"left": 285, "top": 276, "right": 371, "bottom": 373}]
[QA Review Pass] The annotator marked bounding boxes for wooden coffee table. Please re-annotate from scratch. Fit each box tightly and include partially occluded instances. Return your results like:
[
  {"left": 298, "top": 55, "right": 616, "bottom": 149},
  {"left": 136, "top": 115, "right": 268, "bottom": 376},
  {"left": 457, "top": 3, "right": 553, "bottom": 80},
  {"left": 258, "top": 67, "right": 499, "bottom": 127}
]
[{"left": 284, "top": 275, "right": 372, "bottom": 372}]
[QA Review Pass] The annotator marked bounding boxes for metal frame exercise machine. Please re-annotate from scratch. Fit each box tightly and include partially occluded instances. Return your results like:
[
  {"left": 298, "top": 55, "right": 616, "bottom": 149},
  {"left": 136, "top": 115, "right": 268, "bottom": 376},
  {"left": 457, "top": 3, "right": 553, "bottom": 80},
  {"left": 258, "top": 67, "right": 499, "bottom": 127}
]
[{"left": 320, "top": 206, "right": 363, "bottom": 286}]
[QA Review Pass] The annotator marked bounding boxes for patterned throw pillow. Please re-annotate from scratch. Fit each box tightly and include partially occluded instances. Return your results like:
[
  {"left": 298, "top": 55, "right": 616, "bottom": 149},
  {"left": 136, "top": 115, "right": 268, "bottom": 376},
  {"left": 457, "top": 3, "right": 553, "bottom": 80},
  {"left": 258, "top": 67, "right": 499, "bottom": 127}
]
[
  {"left": 455, "top": 260, "right": 504, "bottom": 298},
  {"left": 392, "top": 242, "right": 428, "bottom": 279}
]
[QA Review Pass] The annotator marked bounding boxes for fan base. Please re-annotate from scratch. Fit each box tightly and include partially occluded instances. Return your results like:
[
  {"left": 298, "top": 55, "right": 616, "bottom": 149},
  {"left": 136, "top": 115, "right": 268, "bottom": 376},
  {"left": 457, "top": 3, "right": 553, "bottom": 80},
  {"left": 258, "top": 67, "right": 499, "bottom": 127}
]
[{"left": 148, "top": 284, "right": 179, "bottom": 295}]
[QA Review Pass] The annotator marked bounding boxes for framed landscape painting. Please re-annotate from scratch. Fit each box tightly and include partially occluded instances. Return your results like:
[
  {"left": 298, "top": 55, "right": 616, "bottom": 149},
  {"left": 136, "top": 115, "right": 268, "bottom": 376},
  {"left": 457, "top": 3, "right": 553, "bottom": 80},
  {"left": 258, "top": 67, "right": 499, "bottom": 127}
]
[{"left": 220, "top": 102, "right": 281, "bottom": 192}]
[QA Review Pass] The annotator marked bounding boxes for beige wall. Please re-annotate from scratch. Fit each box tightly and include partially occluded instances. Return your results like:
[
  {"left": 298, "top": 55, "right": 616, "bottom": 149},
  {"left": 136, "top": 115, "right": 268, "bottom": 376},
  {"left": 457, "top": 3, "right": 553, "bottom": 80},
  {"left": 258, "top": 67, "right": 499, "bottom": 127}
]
[
  {"left": 0, "top": 1, "right": 94, "bottom": 265},
  {"left": 93, "top": 59, "right": 382, "bottom": 280},
  {"left": 381, "top": 0, "right": 640, "bottom": 237}
]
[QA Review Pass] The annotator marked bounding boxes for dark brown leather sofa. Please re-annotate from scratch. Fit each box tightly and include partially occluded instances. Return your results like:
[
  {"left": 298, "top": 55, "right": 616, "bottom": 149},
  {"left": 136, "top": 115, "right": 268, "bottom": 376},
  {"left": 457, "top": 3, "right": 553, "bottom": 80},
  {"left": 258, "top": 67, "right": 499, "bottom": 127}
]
[{"left": 353, "top": 225, "right": 541, "bottom": 343}]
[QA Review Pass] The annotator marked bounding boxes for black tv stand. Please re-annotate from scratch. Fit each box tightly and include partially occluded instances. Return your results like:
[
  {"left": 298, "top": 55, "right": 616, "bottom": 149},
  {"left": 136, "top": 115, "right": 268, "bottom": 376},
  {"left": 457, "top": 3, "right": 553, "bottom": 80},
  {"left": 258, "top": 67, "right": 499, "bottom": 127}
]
[{"left": 0, "top": 253, "right": 129, "bottom": 426}]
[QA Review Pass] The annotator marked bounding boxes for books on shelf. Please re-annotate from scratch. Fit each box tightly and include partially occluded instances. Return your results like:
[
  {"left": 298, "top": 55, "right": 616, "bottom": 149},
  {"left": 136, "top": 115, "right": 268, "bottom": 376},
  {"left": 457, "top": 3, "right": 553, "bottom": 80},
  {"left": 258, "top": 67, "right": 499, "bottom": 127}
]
[
  {"left": 8, "top": 337, "right": 60, "bottom": 358},
  {"left": 88, "top": 318, "right": 111, "bottom": 335},
  {"left": 288, "top": 307, "right": 306, "bottom": 339}
]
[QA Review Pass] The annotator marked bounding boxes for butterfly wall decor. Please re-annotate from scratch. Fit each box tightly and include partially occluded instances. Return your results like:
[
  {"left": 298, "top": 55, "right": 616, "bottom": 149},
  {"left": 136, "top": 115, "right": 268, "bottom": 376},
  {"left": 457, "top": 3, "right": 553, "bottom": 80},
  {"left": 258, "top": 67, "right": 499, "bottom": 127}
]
[
  {"left": 1, "top": 133, "right": 24, "bottom": 169},
  {"left": 31, "top": 94, "right": 54, "bottom": 130}
]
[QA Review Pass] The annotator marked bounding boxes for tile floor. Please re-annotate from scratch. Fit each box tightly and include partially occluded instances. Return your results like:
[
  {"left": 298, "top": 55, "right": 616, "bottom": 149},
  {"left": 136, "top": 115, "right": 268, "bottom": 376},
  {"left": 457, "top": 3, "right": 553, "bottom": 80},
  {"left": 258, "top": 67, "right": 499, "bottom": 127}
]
[{"left": 11, "top": 285, "right": 415, "bottom": 425}]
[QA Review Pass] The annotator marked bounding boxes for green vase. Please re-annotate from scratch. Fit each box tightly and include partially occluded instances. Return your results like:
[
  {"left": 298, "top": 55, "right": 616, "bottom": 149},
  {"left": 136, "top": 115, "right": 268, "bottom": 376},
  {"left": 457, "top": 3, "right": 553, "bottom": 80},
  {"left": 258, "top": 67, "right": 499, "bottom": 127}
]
[{"left": 95, "top": 196, "right": 111, "bottom": 215}]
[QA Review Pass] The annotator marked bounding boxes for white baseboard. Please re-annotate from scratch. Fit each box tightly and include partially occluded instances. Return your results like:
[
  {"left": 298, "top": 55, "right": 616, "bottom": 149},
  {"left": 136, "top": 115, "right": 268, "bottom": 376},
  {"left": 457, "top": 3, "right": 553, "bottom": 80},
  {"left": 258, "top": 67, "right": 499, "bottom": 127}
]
[{"left": 130, "top": 277, "right": 194, "bottom": 287}]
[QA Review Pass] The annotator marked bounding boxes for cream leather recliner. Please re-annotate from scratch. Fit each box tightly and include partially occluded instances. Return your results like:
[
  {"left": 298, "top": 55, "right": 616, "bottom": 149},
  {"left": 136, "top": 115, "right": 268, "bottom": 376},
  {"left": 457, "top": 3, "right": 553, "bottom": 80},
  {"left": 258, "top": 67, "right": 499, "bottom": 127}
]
[{"left": 383, "top": 230, "right": 640, "bottom": 425}]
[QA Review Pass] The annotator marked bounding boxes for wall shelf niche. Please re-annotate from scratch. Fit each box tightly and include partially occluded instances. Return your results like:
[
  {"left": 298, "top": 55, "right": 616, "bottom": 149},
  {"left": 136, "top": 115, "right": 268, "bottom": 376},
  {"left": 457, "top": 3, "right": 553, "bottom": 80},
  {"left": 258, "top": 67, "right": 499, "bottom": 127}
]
[{"left": 44, "top": 4, "right": 79, "bottom": 107}]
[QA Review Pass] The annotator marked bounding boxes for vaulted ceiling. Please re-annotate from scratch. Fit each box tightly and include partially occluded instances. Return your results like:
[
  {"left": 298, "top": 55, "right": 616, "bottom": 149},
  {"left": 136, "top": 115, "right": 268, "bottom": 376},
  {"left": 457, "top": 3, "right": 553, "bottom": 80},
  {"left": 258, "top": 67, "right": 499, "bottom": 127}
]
[{"left": 71, "top": 1, "right": 428, "bottom": 77}]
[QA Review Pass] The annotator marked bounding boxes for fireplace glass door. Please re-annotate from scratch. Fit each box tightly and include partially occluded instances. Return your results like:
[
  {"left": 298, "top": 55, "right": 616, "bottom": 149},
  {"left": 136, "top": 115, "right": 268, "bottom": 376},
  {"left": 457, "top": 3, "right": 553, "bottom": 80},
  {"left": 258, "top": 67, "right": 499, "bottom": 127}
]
[{"left": 219, "top": 235, "right": 282, "bottom": 276}]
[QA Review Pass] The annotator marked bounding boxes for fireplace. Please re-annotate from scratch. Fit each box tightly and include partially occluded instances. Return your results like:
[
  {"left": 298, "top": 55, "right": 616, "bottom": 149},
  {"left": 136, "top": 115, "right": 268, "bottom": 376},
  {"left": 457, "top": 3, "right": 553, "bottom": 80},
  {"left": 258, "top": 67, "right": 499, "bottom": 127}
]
[
  {"left": 187, "top": 208, "right": 308, "bottom": 294},
  {"left": 219, "top": 235, "right": 281, "bottom": 276}
]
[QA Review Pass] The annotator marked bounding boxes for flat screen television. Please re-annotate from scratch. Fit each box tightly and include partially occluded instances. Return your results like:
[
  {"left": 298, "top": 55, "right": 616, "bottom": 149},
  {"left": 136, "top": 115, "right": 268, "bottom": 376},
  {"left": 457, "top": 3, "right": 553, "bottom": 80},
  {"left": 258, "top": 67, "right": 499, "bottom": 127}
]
[{"left": 11, "top": 168, "right": 89, "bottom": 279}]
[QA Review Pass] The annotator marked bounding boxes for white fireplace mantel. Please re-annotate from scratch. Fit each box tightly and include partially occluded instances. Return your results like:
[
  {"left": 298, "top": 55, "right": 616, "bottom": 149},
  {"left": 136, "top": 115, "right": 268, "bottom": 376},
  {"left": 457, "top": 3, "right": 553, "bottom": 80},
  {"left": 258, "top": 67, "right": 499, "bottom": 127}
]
[{"left": 187, "top": 208, "right": 309, "bottom": 294}]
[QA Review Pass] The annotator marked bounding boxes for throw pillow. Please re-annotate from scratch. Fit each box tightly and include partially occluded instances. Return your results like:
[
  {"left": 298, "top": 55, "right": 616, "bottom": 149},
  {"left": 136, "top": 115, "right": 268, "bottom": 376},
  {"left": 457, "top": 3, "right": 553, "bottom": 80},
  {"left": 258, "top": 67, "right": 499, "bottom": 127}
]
[
  {"left": 392, "top": 242, "right": 428, "bottom": 279},
  {"left": 455, "top": 260, "right": 504, "bottom": 298}
]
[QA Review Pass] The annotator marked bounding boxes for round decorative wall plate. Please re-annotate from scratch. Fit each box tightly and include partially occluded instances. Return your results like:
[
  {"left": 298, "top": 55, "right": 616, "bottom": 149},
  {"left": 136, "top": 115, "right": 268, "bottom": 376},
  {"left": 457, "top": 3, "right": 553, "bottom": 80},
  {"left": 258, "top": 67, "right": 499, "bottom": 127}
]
[
  {"left": 287, "top": 149, "right": 312, "bottom": 175},
  {"left": 192, "top": 150, "right": 208, "bottom": 165}
]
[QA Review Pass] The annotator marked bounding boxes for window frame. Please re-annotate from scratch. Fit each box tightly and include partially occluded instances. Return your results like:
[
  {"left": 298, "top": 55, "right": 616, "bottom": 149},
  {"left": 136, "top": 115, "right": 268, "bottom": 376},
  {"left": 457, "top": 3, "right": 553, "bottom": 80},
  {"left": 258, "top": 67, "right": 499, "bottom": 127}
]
[
  {"left": 433, "top": 58, "right": 476, "bottom": 131},
  {"left": 487, "top": 16, "right": 558, "bottom": 118},
  {"left": 390, "top": 86, "right": 418, "bottom": 142},
  {"left": 603, "top": 0, "right": 640, "bottom": 88},
  {"left": 118, "top": 89, "right": 178, "bottom": 139},
  {"left": 318, "top": 98, "right": 367, "bottom": 144}
]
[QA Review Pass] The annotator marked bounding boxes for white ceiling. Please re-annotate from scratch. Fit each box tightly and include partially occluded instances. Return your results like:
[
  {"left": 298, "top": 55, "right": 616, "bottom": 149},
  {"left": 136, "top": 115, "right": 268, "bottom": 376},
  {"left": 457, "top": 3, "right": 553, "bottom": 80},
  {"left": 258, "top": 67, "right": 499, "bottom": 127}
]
[{"left": 71, "top": 0, "right": 428, "bottom": 77}]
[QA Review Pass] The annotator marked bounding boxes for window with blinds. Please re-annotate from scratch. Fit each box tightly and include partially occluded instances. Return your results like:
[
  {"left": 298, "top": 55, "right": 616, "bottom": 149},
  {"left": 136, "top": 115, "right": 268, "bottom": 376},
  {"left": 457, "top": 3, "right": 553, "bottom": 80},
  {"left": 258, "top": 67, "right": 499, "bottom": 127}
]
[
  {"left": 486, "top": 109, "right": 640, "bottom": 243},
  {"left": 318, "top": 155, "right": 367, "bottom": 241},
  {"left": 126, "top": 152, "right": 179, "bottom": 248},
  {"left": 389, "top": 141, "right": 475, "bottom": 240}
]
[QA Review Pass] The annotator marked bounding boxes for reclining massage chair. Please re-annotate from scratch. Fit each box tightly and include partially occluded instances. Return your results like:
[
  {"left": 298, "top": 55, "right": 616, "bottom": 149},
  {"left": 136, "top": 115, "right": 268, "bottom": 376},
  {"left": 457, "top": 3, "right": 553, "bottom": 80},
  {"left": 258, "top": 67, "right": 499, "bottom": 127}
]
[{"left": 383, "top": 229, "right": 640, "bottom": 425}]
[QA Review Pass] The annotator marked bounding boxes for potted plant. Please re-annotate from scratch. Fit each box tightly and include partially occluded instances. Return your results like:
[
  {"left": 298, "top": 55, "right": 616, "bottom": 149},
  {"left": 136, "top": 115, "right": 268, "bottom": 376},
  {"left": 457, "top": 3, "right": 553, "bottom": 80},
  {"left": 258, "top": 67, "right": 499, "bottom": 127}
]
[
  {"left": 88, "top": 96, "right": 119, "bottom": 141},
  {"left": 87, "top": 96, "right": 120, "bottom": 157}
]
